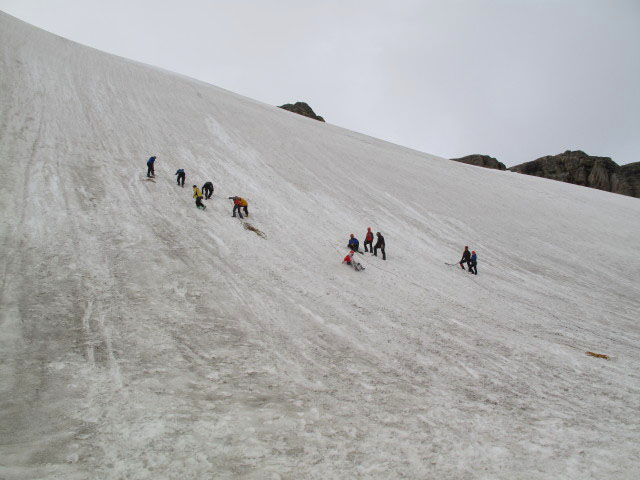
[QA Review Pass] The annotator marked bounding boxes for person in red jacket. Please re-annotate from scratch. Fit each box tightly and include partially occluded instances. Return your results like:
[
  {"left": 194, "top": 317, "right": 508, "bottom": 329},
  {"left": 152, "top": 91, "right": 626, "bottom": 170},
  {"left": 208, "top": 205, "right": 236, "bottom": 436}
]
[
  {"left": 363, "top": 227, "right": 374, "bottom": 252},
  {"left": 342, "top": 251, "right": 365, "bottom": 271}
]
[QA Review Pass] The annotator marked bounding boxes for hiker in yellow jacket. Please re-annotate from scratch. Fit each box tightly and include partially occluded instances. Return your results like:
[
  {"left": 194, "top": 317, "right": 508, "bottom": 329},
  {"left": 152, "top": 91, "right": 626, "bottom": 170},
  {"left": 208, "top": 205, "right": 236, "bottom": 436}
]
[{"left": 193, "top": 185, "right": 206, "bottom": 210}]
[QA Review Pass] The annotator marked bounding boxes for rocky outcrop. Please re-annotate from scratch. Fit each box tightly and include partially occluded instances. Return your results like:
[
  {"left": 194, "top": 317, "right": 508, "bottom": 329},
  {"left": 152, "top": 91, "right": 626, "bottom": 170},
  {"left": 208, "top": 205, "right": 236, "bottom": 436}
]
[
  {"left": 278, "top": 102, "right": 325, "bottom": 122},
  {"left": 619, "top": 162, "right": 640, "bottom": 198},
  {"left": 450, "top": 154, "right": 506, "bottom": 171},
  {"left": 509, "top": 150, "right": 639, "bottom": 198}
]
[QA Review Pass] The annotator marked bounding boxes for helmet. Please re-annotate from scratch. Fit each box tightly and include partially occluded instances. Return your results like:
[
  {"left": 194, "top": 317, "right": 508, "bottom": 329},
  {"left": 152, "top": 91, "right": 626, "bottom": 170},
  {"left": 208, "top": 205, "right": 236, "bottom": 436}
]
[
  {"left": 350, "top": 234, "right": 354, "bottom": 237},
  {"left": 367, "top": 227, "right": 371, "bottom": 231},
  {"left": 349, "top": 251, "right": 354, "bottom": 255},
  {"left": 472, "top": 251, "right": 476, "bottom": 254},
  {"left": 465, "top": 246, "right": 468, "bottom": 249},
  {"left": 193, "top": 185, "right": 197, "bottom": 188}
]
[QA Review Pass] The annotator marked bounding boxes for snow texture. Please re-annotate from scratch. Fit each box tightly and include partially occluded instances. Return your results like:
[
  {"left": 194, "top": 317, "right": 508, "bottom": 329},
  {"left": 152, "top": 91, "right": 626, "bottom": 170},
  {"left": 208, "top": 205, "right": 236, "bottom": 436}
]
[{"left": 1, "top": 11, "right": 640, "bottom": 480}]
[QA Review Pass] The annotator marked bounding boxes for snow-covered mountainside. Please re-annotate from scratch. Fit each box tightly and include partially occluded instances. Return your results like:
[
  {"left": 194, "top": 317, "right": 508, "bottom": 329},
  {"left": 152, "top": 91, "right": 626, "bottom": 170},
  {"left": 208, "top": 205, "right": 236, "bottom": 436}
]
[{"left": 1, "top": 11, "right": 639, "bottom": 480}]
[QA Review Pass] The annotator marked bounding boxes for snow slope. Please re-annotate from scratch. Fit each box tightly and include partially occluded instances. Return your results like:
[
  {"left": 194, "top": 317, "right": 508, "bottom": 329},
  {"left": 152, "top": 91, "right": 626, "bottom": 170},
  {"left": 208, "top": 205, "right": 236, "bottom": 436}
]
[{"left": 1, "top": 11, "right": 639, "bottom": 480}]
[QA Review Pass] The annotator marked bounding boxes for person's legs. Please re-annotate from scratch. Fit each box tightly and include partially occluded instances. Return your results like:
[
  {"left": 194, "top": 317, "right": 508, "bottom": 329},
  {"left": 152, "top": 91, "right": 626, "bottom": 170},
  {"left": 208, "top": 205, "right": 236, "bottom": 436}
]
[
  {"left": 243, "top": 206, "right": 248, "bottom": 216},
  {"left": 180, "top": 174, "right": 185, "bottom": 187},
  {"left": 147, "top": 165, "right": 153, "bottom": 177},
  {"left": 381, "top": 246, "right": 386, "bottom": 260},
  {"left": 459, "top": 261, "right": 465, "bottom": 270}
]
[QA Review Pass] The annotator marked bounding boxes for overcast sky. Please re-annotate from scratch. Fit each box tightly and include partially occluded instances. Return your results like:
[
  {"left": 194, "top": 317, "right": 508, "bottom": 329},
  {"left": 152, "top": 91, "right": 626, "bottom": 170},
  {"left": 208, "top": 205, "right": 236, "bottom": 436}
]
[{"left": 1, "top": 0, "right": 638, "bottom": 166}]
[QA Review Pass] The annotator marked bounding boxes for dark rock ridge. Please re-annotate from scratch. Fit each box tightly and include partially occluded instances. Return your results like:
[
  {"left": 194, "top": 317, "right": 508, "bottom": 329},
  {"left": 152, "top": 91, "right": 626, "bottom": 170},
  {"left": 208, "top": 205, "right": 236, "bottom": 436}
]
[
  {"left": 278, "top": 102, "right": 325, "bottom": 122},
  {"left": 619, "top": 162, "right": 640, "bottom": 198},
  {"left": 509, "top": 150, "right": 639, "bottom": 198},
  {"left": 450, "top": 154, "right": 506, "bottom": 170}
]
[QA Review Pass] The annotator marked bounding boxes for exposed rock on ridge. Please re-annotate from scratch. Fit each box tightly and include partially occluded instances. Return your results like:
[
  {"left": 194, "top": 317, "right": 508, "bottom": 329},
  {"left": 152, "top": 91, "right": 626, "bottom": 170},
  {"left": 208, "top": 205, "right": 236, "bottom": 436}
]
[
  {"left": 619, "top": 162, "right": 640, "bottom": 198},
  {"left": 509, "top": 150, "right": 639, "bottom": 198},
  {"left": 278, "top": 102, "right": 325, "bottom": 122},
  {"left": 450, "top": 154, "right": 506, "bottom": 171}
]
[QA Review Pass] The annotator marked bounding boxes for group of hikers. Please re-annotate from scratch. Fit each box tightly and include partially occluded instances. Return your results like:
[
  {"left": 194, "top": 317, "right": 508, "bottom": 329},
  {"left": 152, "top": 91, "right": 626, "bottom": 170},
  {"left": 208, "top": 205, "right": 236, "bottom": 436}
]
[
  {"left": 148, "top": 157, "right": 478, "bottom": 276},
  {"left": 342, "top": 228, "right": 386, "bottom": 271},
  {"left": 146, "top": 156, "right": 248, "bottom": 216}
]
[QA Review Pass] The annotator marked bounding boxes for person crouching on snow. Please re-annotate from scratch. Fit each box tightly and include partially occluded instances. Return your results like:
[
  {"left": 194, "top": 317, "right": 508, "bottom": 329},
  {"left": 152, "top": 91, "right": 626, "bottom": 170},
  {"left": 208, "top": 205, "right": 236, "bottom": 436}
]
[
  {"left": 193, "top": 185, "right": 206, "bottom": 210},
  {"left": 343, "top": 251, "right": 364, "bottom": 271},
  {"left": 228, "top": 196, "right": 248, "bottom": 218},
  {"left": 347, "top": 234, "right": 360, "bottom": 252}
]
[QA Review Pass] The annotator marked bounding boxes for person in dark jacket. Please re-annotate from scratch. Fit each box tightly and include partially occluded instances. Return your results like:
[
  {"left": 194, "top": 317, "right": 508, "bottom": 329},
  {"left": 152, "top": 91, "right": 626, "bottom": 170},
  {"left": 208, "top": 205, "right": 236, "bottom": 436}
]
[
  {"left": 363, "top": 227, "right": 374, "bottom": 252},
  {"left": 373, "top": 232, "right": 386, "bottom": 260},
  {"left": 175, "top": 169, "right": 185, "bottom": 187},
  {"left": 459, "top": 246, "right": 471, "bottom": 270},
  {"left": 147, "top": 156, "right": 156, "bottom": 177},
  {"left": 347, "top": 234, "right": 360, "bottom": 252},
  {"left": 202, "top": 182, "right": 214, "bottom": 199},
  {"left": 469, "top": 251, "right": 478, "bottom": 275}
]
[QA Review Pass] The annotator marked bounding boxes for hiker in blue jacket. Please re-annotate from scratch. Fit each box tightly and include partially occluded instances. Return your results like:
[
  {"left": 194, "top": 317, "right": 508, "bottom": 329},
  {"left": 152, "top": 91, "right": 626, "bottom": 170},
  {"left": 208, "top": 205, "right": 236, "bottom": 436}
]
[
  {"left": 175, "top": 169, "right": 185, "bottom": 187},
  {"left": 347, "top": 234, "right": 360, "bottom": 253},
  {"left": 469, "top": 251, "right": 478, "bottom": 275},
  {"left": 147, "top": 156, "right": 156, "bottom": 177}
]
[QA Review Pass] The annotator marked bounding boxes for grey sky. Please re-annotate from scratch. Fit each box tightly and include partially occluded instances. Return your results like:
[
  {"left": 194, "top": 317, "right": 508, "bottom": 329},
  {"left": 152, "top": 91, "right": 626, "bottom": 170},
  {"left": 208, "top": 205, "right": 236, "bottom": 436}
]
[{"left": 1, "top": 0, "right": 638, "bottom": 166}]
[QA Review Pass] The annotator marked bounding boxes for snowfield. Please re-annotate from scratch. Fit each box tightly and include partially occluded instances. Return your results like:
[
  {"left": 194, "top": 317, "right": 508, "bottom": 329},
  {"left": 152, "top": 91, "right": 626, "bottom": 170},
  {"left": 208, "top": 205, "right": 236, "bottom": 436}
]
[{"left": 1, "top": 11, "right": 639, "bottom": 480}]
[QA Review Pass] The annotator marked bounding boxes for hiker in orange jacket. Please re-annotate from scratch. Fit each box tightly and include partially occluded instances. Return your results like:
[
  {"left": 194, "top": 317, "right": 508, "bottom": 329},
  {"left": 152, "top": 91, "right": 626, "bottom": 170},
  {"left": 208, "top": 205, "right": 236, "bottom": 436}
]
[{"left": 228, "top": 196, "right": 248, "bottom": 218}]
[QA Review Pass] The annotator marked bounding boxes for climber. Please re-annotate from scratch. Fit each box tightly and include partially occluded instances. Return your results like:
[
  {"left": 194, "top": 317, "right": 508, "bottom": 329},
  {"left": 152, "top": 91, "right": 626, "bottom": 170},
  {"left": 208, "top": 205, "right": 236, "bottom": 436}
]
[
  {"left": 175, "top": 169, "right": 185, "bottom": 187},
  {"left": 146, "top": 156, "right": 156, "bottom": 177},
  {"left": 193, "top": 185, "right": 206, "bottom": 210}
]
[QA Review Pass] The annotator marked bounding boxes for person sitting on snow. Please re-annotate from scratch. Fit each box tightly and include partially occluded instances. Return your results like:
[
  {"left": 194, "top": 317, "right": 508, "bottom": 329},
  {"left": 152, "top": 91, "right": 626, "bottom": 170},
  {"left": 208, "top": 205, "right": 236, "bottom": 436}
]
[
  {"left": 342, "top": 251, "right": 364, "bottom": 271},
  {"left": 347, "top": 234, "right": 360, "bottom": 252}
]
